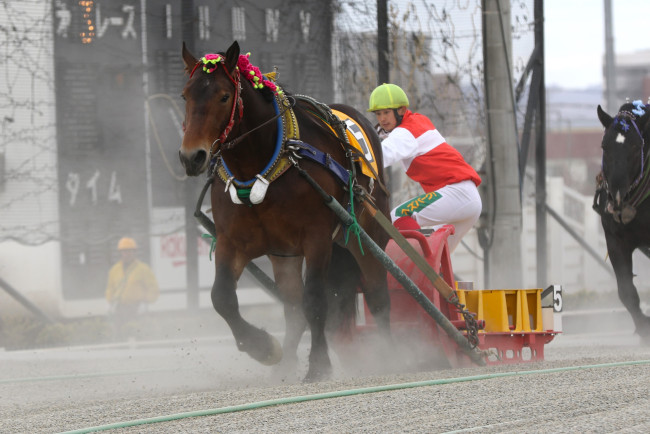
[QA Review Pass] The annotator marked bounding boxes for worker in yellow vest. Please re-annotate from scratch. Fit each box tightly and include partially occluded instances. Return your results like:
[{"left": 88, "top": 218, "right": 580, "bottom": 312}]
[{"left": 105, "top": 237, "right": 159, "bottom": 335}]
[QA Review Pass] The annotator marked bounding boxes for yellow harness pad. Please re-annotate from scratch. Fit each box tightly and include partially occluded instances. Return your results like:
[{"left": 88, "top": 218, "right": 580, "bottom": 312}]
[{"left": 330, "top": 109, "right": 379, "bottom": 180}]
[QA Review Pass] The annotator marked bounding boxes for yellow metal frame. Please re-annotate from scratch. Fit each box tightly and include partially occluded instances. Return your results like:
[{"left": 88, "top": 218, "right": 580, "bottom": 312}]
[{"left": 457, "top": 288, "right": 543, "bottom": 333}]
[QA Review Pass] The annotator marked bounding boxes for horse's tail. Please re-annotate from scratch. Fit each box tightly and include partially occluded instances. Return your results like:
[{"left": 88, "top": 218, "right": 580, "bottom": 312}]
[{"left": 326, "top": 244, "right": 360, "bottom": 335}]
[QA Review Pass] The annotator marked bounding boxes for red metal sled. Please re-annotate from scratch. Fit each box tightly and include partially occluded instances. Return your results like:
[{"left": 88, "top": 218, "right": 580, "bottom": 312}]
[{"left": 336, "top": 224, "right": 559, "bottom": 369}]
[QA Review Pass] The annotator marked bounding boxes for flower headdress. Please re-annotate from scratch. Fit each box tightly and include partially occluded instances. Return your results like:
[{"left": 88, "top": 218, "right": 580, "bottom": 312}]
[{"left": 197, "top": 52, "right": 282, "bottom": 95}]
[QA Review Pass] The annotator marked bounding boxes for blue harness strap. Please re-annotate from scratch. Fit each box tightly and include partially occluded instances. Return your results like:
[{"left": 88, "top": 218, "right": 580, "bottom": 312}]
[{"left": 287, "top": 139, "right": 350, "bottom": 186}]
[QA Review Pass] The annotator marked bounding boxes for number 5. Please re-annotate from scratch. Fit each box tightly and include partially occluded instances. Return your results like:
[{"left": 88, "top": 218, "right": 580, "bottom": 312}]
[{"left": 552, "top": 285, "right": 563, "bottom": 312}]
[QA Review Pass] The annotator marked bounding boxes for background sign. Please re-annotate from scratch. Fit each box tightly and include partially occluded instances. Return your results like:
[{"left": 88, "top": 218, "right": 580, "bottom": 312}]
[
  {"left": 53, "top": 0, "right": 333, "bottom": 300},
  {"left": 54, "top": 0, "right": 148, "bottom": 300}
]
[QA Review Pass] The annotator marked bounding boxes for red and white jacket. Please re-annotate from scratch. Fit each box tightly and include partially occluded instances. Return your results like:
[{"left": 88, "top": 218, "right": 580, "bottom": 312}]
[{"left": 381, "top": 110, "right": 481, "bottom": 193}]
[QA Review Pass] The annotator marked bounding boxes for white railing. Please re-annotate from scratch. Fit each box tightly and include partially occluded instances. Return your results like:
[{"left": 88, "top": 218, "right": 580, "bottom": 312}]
[{"left": 453, "top": 176, "right": 619, "bottom": 294}]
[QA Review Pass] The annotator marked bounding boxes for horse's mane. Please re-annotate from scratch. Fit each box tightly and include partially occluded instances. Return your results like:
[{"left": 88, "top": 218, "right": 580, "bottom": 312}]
[{"left": 257, "top": 83, "right": 275, "bottom": 103}]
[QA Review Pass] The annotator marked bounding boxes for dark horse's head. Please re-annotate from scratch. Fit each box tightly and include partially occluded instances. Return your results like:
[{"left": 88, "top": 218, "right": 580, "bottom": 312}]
[
  {"left": 179, "top": 41, "right": 243, "bottom": 176},
  {"left": 597, "top": 102, "right": 650, "bottom": 221}
]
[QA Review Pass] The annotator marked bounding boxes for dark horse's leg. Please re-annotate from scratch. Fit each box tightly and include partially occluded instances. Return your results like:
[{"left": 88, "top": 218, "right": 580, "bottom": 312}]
[
  {"left": 269, "top": 255, "right": 307, "bottom": 378},
  {"left": 606, "top": 234, "right": 650, "bottom": 340},
  {"left": 211, "top": 246, "right": 283, "bottom": 365},
  {"left": 326, "top": 245, "right": 362, "bottom": 334},
  {"left": 345, "top": 238, "right": 391, "bottom": 333},
  {"left": 302, "top": 246, "right": 333, "bottom": 382}
]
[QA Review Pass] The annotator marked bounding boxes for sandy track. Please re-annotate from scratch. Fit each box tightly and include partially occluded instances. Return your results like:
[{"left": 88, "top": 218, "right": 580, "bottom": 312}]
[{"left": 2, "top": 328, "right": 650, "bottom": 433}]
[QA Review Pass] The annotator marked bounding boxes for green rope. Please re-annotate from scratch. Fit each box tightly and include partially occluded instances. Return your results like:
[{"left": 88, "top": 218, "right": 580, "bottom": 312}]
[
  {"left": 201, "top": 233, "right": 216, "bottom": 261},
  {"left": 58, "top": 359, "right": 650, "bottom": 433},
  {"left": 344, "top": 175, "right": 364, "bottom": 255},
  {"left": 236, "top": 187, "right": 251, "bottom": 199}
]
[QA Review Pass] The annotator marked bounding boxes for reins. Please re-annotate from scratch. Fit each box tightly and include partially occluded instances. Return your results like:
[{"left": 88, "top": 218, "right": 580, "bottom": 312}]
[
  {"left": 220, "top": 96, "right": 296, "bottom": 151},
  {"left": 296, "top": 96, "right": 390, "bottom": 198}
]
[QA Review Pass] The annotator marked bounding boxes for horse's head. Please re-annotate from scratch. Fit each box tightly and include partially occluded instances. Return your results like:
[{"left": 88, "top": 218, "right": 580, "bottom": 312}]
[
  {"left": 179, "top": 41, "right": 242, "bottom": 176},
  {"left": 597, "top": 102, "right": 649, "bottom": 209}
]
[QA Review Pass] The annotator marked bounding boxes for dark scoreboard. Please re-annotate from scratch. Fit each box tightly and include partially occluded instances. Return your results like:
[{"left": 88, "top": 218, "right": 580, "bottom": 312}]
[{"left": 53, "top": 0, "right": 333, "bottom": 300}]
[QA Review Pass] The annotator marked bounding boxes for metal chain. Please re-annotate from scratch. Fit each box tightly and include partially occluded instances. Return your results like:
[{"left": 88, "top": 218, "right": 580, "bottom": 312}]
[{"left": 453, "top": 299, "right": 480, "bottom": 348}]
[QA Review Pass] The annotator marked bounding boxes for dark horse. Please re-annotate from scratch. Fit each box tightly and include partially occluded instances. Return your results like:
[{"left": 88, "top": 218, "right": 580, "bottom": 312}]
[
  {"left": 178, "top": 41, "right": 391, "bottom": 381},
  {"left": 596, "top": 101, "right": 650, "bottom": 340}
]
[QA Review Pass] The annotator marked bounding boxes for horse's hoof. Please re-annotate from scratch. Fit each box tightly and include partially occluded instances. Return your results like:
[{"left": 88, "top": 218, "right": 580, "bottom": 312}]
[
  {"left": 257, "top": 334, "right": 283, "bottom": 366},
  {"left": 240, "top": 330, "right": 283, "bottom": 366},
  {"left": 303, "top": 365, "right": 332, "bottom": 383},
  {"left": 636, "top": 328, "right": 650, "bottom": 346}
]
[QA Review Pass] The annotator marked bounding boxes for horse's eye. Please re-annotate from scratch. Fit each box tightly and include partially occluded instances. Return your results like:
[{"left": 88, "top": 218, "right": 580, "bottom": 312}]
[
  {"left": 220, "top": 94, "right": 230, "bottom": 103},
  {"left": 180, "top": 94, "right": 186, "bottom": 101}
]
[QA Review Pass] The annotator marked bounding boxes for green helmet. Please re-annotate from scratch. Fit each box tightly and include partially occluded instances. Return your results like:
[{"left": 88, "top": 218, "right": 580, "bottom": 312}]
[{"left": 368, "top": 83, "right": 410, "bottom": 112}]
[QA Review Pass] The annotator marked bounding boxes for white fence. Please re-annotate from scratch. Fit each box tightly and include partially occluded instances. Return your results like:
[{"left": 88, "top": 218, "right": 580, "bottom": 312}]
[
  {"left": 2, "top": 175, "right": 633, "bottom": 319},
  {"left": 453, "top": 176, "right": 622, "bottom": 295}
]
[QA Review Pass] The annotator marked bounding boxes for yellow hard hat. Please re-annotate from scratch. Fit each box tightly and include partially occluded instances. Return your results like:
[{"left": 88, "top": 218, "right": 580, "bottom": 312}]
[
  {"left": 368, "top": 83, "right": 409, "bottom": 112},
  {"left": 117, "top": 237, "right": 137, "bottom": 250}
]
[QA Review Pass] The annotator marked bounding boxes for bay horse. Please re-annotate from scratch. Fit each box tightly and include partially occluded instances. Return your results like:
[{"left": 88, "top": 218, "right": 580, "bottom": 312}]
[
  {"left": 595, "top": 101, "right": 650, "bottom": 340},
  {"left": 179, "top": 41, "right": 391, "bottom": 381}
]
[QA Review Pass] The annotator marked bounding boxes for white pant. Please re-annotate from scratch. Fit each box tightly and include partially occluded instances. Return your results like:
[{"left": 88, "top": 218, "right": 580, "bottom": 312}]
[{"left": 390, "top": 180, "right": 482, "bottom": 252}]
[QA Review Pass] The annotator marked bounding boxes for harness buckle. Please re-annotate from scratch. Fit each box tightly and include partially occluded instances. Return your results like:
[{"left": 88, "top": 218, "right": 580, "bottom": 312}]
[
  {"left": 224, "top": 176, "right": 234, "bottom": 193},
  {"left": 289, "top": 154, "right": 301, "bottom": 167}
]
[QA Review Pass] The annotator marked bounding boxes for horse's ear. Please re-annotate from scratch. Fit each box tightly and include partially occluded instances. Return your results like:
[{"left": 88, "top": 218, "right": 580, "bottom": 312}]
[
  {"left": 182, "top": 41, "right": 198, "bottom": 74},
  {"left": 225, "top": 41, "right": 240, "bottom": 74},
  {"left": 597, "top": 105, "right": 614, "bottom": 128}
]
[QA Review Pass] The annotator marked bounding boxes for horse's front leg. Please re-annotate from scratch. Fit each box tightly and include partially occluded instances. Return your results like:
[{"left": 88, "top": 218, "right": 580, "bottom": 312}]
[
  {"left": 269, "top": 255, "right": 307, "bottom": 378},
  {"left": 607, "top": 239, "right": 650, "bottom": 339},
  {"left": 212, "top": 245, "right": 282, "bottom": 365}
]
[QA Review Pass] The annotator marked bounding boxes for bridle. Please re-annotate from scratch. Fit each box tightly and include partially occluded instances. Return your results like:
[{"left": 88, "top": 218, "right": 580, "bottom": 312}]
[
  {"left": 189, "top": 58, "right": 243, "bottom": 159},
  {"left": 603, "top": 110, "right": 646, "bottom": 196},
  {"left": 187, "top": 55, "right": 294, "bottom": 161}
]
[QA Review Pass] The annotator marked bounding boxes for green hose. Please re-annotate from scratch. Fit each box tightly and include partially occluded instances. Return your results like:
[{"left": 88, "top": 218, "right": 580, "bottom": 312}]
[{"left": 59, "top": 359, "right": 650, "bottom": 433}]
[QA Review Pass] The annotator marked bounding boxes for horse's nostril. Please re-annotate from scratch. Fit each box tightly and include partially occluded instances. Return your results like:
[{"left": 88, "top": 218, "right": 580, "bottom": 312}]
[{"left": 194, "top": 149, "right": 207, "bottom": 166}]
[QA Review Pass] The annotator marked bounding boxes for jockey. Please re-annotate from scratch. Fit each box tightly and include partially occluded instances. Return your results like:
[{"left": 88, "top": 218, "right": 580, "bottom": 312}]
[{"left": 368, "top": 83, "right": 482, "bottom": 252}]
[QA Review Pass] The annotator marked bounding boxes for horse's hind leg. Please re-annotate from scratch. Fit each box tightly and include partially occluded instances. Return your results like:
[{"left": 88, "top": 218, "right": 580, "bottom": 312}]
[
  {"left": 346, "top": 241, "right": 391, "bottom": 333},
  {"left": 608, "top": 241, "right": 650, "bottom": 339},
  {"left": 269, "top": 255, "right": 307, "bottom": 378},
  {"left": 326, "top": 244, "right": 361, "bottom": 334},
  {"left": 302, "top": 248, "right": 334, "bottom": 382},
  {"left": 211, "top": 248, "right": 283, "bottom": 365}
]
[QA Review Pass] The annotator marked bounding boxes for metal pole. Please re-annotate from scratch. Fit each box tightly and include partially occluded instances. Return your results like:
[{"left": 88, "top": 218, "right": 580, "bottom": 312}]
[
  {"left": 534, "top": 0, "right": 548, "bottom": 287},
  {"left": 482, "top": 0, "right": 523, "bottom": 288},
  {"left": 297, "top": 169, "right": 486, "bottom": 366},
  {"left": 604, "top": 0, "right": 617, "bottom": 113},
  {"left": 0, "top": 277, "right": 54, "bottom": 324},
  {"left": 194, "top": 178, "right": 282, "bottom": 301},
  {"left": 377, "top": 0, "right": 389, "bottom": 85}
]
